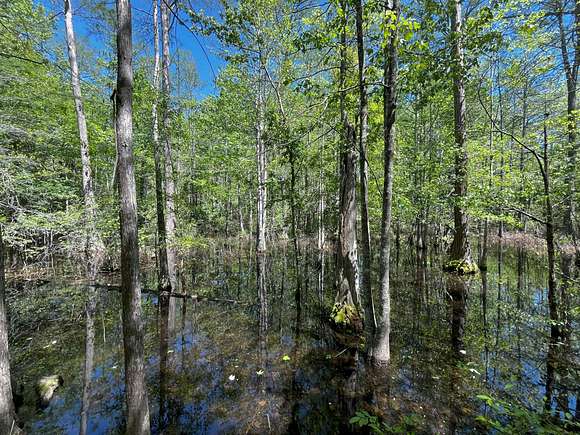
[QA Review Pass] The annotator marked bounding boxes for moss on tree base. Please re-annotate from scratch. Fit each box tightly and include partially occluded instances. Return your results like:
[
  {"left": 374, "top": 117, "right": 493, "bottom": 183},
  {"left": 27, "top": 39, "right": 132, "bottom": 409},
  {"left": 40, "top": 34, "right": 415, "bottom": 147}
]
[
  {"left": 443, "top": 259, "right": 479, "bottom": 275},
  {"left": 35, "top": 375, "right": 63, "bottom": 408},
  {"left": 329, "top": 302, "right": 364, "bottom": 349}
]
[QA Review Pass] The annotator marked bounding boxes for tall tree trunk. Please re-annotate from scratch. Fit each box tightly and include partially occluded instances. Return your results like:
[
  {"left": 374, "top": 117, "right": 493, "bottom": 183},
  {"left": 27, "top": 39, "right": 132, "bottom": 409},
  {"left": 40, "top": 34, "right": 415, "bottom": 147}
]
[
  {"left": 355, "top": 0, "right": 376, "bottom": 331},
  {"left": 151, "top": 0, "right": 170, "bottom": 292},
  {"left": 447, "top": 0, "right": 475, "bottom": 272},
  {"left": 556, "top": 0, "right": 579, "bottom": 237},
  {"left": 256, "top": 66, "right": 268, "bottom": 330},
  {"left": 0, "top": 226, "right": 16, "bottom": 434},
  {"left": 318, "top": 138, "right": 326, "bottom": 302},
  {"left": 335, "top": 0, "right": 361, "bottom": 309},
  {"left": 161, "top": 0, "right": 177, "bottom": 291},
  {"left": 115, "top": 1, "right": 151, "bottom": 432},
  {"left": 289, "top": 149, "right": 302, "bottom": 320},
  {"left": 543, "top": 113, "right": 559, "bottom": 343},
  {"left": 519, "top": 81, "right": 528, "bottom": 229},
  {"left": 64, "top": 0, "right": 104, "bottom": 281},
  {"left": 374, "top": 0, "right": 399, "bottom": 366}
]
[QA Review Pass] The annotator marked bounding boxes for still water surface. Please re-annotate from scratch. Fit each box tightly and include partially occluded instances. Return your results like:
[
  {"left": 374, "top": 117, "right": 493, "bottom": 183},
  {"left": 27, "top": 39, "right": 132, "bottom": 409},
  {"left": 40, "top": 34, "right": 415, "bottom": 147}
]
[{"left": 7, "top": 244, "right": 579, "bottom": 433}]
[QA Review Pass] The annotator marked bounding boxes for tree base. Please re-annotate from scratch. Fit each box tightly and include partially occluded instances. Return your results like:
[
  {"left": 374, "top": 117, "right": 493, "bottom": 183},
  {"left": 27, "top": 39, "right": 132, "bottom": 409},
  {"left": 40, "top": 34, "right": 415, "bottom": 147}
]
[
  {"left": 329, "top": 302, "right": 364, "bottom": 349},
  {"left": 443, "top": 259, "right": 479, "bottom": 275}
]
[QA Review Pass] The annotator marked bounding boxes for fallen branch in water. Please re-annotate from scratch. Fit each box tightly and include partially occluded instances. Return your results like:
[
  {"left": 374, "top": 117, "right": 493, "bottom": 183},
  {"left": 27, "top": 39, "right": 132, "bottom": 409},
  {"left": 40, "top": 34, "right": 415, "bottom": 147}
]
[{"left": 89, "top": 283, "right": 250, "bottom": 305}]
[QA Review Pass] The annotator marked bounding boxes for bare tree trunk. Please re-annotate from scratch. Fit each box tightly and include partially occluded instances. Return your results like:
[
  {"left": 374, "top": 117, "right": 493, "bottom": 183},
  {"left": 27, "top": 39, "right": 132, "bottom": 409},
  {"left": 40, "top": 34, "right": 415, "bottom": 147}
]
[
  {"left": 289, "top": 148, "right": 302, "bottom": 319},
  {"left": 238, "top": 183, "right": 245, "bottom": 234},
  {"left": 161, "top": 0, "right": 177, "bottom": 291},
  {"left": 115, "top": 1, "right": 151, "bottom": 432},
  {"left": 335, "top": 0, "right": 360, "bottom": 309},
  {"left": 374, "top": 0, "right": 399, "bottom": 366},
  {"left": 151, "top": 0, "right": 170, "bottom": 292},
  {"left": 556, "top": 1, "right": 579, "bottom": 237},
  {"left": 0, "top": 226, "right": 16, "bottom": 434},
  {"left": 479, "top": 62, "right": 494, "bottom": 271},
  {"left": 256, "top": 66, "right": 268, "bottom": 330},
  {"left": 318, "top": 138, "right": 326, "bottom": 302},
  {"left": 355, "top": 0, "right": 376, "bottom": 331},
  {"left": 64, "top": 0, "right": 104, "bottom": 281},
  {"left": 543, "top": 114, "right": 559, "bottom": 343},
  {"left": 446, "top": 0, "right": 476, "bottom": 273}
]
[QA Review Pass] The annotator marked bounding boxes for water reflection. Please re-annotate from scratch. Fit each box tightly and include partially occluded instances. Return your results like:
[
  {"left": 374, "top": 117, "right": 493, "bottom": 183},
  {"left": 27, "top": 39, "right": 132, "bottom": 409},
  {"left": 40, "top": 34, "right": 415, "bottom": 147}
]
[
  {"left": 446, "top": 275, "right": 469, "bottom": 433},
  {"left": 79, "top": 286, "right": 96, "bottom": 435},
  {"left": 7, "top": 243, "right": 579, "bottom": 433}
]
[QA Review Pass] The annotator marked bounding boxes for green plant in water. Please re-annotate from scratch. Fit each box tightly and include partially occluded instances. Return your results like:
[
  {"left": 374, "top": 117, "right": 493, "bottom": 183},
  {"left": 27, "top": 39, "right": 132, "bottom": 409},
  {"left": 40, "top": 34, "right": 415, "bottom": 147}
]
[
  {"left": 331, "top": 302, "right": 357, "bottom": 325},
  {"left": 476, "top": 394, "right": 579, "bottom": 434},
  {"left": 350, "top": 411, "right": 422, "bottom": 434},
  {"left": 443, "top": 259, "right": 479, "bottom": 275}
]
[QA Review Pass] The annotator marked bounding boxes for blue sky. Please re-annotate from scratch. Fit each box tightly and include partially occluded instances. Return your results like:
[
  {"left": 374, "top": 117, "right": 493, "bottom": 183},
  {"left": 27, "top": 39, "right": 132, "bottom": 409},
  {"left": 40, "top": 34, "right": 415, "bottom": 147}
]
[{"left": 39, "top": 0, "right": 226, "bottom": 98}]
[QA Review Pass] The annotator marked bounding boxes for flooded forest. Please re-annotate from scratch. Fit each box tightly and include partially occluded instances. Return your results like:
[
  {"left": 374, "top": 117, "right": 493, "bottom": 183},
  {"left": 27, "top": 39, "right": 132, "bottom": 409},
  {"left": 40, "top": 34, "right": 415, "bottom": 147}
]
[{"left": 0, "top": 0, "right": 579, "bottom": 433}]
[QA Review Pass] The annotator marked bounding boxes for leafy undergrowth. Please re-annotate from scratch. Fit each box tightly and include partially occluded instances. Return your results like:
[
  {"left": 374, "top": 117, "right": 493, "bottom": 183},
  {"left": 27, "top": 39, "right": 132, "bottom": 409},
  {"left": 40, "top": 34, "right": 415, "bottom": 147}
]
[
  {"left": 475, "top": 394, "right": 580, "bottom": 434},
  {"left": 350, "top": 410, "right": 424, "bottom": 434}
]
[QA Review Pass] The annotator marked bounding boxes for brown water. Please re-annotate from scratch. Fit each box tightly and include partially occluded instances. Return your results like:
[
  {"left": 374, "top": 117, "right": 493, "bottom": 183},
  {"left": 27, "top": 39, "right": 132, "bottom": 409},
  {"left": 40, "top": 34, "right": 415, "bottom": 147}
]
[{"left": 6, "top": 243, "right": 579, "bottom": 433}]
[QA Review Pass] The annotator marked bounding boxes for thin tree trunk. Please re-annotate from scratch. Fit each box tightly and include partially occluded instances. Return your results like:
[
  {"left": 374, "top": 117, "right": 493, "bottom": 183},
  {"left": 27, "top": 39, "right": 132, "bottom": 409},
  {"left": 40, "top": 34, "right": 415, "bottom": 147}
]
[
  {"left": 161, "top": 0, "right": 177, "bottom": 291},
  {"left": 519, "top": 81, "right": 528, "bottom": 230},
  {"left": 556, "top": 1, "right": 578, "bottom": 237},
  {"left": 447, "top": 0, "right": 475, "bottom": 271},
  {"left": 64, "top": 0, "right": 104, "bottom": 281},
  {"left": 289, "top": 149, "right": 301, "bottom": 320},
  {"left": 355, "top": 0, "right": 376, "bottom": 331},
  {"left": 374, "top": 0, "right": 399, "bottom": 366},
  {"left": 256, "top": 65, "right": 268, "bottom": 330},
  {"left": 151, "top": 0, "right": 170, "bottom": 292},
  {"left": 0, "top": 226, "right": 16, "bottom": 434},
  {"left": 115, "top": 1, "right": 151, "bottom": 432},
  {"left": 480, "top": 62, "right": 494, "bottom": 271},
  {"left": 335, "top": 0, "right": 361, "bottom": 309},
  {"left": 318, "top": 138, "right": 326, "bottom": 302},
  {"left": 543, "top": 113, "right": 559, "bottom": 343}
]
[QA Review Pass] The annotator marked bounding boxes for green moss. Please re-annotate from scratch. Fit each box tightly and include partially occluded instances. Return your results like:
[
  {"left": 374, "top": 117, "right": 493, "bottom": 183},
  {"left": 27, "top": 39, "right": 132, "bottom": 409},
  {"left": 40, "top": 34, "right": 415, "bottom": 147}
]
[
  {"left": 36, "top": 375, "right": 63, "bottom": 404},
  {"left": 330, "top": 302, "right": 358, "bottom": 325},
  {"left": 443, "top": 259, "right": 479, "bottom": 275}
]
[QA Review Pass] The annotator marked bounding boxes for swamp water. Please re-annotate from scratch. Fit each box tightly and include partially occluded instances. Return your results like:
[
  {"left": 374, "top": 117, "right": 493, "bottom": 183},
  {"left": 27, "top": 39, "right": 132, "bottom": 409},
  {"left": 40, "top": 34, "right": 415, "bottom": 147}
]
[{"left": 6, "top": 244, "right": 579, "bottom": 434}]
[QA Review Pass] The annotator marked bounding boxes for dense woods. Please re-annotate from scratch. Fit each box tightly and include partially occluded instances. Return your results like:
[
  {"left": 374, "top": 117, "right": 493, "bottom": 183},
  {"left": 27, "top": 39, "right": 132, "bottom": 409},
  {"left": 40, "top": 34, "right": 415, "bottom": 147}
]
[{"left": 0, "top": 0, "right": 579, "bottom": 433}]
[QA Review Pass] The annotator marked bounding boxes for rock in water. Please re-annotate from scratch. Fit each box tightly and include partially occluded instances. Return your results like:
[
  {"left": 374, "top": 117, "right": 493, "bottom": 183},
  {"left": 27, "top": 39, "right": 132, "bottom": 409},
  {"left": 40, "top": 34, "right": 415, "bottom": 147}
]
[{"left": 35, "top": 375, "right": 63, "bottom": 408}]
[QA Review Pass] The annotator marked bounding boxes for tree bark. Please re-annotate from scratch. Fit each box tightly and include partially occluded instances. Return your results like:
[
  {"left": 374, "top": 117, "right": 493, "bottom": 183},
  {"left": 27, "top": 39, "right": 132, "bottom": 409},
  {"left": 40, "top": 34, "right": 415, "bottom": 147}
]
[
  {"left": 318, "top": 138, "right": 326, "bottom": 302},
  {"left": 256, "top": 65, "right": 268, "bottom": 330},
  {"left": 447, "top": 0, "right": 474, "bottom": 270},
  {"left": 161, "top": 0, "right": 177, "bottom": 290},
  {"left": 555, "top": 0, "right": 579, "bottom": 237},
  {"left": 374, "top": 0, "right": 399, "bottom": 366},
  {"left": 0, "top": 226, "right": 16, "bottom": 435},
  {"left": 115, "top": 1, "right": 151, "bottom": 432},
  {"left": 543, "top": 113, "right": 559, "bottom": 343},
  {"left": 335, "top": 0, "right": 361, "bottom": 309},
  {"left": 64, "top": 0, "right": 104, "bottom": 281},
  {"left": 355, "top": 0, "right": 376, "bottom": 331},
  {"left": 151, "top": 0, "right": 170, "bottom": 292}
]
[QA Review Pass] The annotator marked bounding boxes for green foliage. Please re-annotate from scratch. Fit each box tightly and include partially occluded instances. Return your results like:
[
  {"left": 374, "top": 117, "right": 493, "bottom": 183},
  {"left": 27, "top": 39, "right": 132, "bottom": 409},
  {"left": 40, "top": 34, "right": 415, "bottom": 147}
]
[
  {"left": 350, "top": 411, "right": 423, "bottom": 434},
  {"left": 475, "top": 394, "right": 579, "bottom": 434},
  {"left": 330, "top": 302, "right": 357, "bottom": 325},
  {"left": 443, "top": 259, "right": 479, "bottom": 275}
]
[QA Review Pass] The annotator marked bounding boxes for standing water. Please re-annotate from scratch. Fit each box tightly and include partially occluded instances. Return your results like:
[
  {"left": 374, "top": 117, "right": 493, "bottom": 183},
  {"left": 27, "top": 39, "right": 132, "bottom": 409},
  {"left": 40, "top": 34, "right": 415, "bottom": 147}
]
[{"left": 6, "top": 243, "right": 579, "bottom": 433}]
